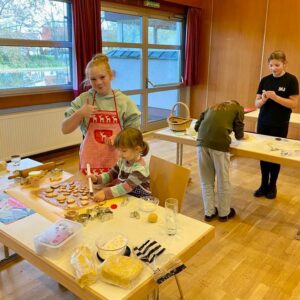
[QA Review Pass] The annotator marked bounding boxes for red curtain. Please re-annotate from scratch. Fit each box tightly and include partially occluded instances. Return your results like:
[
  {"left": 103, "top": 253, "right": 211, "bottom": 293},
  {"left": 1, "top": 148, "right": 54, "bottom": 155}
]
[
  {"left": 183, "top": 7, "right": 201, "bottom": 86},
  {"left": 72, "top": 0, "right": 102, "bottom": 95}
]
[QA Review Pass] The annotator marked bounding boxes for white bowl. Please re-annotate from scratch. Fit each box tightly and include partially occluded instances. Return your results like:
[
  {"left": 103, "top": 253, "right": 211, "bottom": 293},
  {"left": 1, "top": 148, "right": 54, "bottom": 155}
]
[
  {"left": 95, "top": 232, "right": 128, "bottom": 260},
  {"left": 139, "top": 196, "right": 159, "bottom": 212}
]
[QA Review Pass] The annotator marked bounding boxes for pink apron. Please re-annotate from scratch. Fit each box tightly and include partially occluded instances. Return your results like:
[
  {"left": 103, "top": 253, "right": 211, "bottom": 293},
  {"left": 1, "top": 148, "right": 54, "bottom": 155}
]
[{"left": 79, "top": 90, "right": 122, "bottom": 174}]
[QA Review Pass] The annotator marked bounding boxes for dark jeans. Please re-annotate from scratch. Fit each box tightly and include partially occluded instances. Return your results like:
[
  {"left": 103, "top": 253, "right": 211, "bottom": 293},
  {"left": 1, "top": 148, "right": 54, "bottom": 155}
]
[{"left": 256, "top": 122, "right": 289, "bottom": 188}]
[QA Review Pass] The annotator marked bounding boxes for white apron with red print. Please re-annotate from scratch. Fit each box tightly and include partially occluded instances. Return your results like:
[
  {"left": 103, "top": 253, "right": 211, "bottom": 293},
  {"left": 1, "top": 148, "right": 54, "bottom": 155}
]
[{"left": 79, "top": 91, "right": 122, "bottom": 174}]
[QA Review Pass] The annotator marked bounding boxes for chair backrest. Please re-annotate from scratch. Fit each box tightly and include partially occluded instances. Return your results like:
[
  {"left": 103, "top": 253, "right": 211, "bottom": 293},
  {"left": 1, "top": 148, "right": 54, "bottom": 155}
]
[{"left": 149, "top": 155, "right": 191, "bottom": 212}]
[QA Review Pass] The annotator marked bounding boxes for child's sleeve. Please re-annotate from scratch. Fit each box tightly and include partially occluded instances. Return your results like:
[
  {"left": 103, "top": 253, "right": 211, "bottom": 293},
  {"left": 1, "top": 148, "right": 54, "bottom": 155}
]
[
  {"left": 102, "top": 165, "right": 149, "bottom": 200},
  {"left": 233, "top": 107, "right": 245, "bottom": 140},
  {"left": 194, "top": 111, "right": 205, "bottom": 132},
  {"left": 100, "top": 164, "right": 119, "bottom": 185},
  {"left": 122, "top": 98, "right": 141, "bottom": 129}
]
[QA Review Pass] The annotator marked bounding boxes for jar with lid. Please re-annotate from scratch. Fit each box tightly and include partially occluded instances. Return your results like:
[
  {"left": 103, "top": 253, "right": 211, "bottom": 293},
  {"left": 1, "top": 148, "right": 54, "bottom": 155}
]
[
  {"left": 50, "top": 168, "right": 62, "bottom": 182},
  {"left": 28, "top": 170, "right": 42, "bottom": 187}
]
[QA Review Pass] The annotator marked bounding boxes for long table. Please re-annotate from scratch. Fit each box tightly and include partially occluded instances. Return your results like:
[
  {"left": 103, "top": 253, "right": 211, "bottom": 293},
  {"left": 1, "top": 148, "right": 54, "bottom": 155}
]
[
  {"left": 153, "top": 128, "right": 300, "bottom": 168},
  {"left": 244, "top": 109, "right": 300, "bottom": 140},
  {"left": 2, "top": 165, "right": 214, "bottom": 300},
  {"left": 244, "top": 109, "right": 300, "bottom": 126}
]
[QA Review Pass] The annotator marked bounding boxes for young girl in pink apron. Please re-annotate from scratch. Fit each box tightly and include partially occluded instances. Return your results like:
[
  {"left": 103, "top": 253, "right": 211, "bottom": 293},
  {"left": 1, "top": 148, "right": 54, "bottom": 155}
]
[{"left": 62, "top": 54, "right": 141, "bottom": 174}]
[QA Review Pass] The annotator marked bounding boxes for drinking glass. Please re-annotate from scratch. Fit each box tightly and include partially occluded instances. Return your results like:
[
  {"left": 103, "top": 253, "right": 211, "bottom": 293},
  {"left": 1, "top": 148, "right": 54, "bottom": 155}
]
[
  {"left": 165, "top": 198, "right": 178, "bottom": 235},
  {"left": 11, "top": 155, "right": 21, "bottom": 166}
]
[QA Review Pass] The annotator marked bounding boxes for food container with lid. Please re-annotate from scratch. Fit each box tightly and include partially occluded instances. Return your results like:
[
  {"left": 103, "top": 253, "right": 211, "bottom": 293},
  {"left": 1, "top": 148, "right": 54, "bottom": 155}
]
[
  {"left": 28, "top": 170, "right": 42, "bottom": 187},
  {"left": 33, "top": 219, "right": 83, "bottom": 259}
]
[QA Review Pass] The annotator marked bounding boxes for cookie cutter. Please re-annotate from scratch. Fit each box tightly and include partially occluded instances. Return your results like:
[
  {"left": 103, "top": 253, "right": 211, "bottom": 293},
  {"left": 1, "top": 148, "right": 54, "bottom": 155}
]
[
  {"left": 94, "top": 207, "right": 113, "bottom": 222},
  {"left": 64, "top": 210, "right": 79, "bottom": 221},
  {"left": 130, "top": 211, "right": 140, "bottom": 219},
  {"left": 77, "top": 213, "right": 91, "bottom": 225}
]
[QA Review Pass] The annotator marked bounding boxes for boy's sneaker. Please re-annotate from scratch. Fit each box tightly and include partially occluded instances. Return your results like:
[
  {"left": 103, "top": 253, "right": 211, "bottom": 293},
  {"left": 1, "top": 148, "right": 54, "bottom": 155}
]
[
  {"left": 266, "top": 186, "right": 277, "bottom": 199},
  {"left": 219, "top": 208, "right": 236, "bottom": 222},
  {"left": 204, "top": 207, "right": 218, "bottom": 222},
  {"left": 253, "top": 186, "right": 267, "bottom": 197}
]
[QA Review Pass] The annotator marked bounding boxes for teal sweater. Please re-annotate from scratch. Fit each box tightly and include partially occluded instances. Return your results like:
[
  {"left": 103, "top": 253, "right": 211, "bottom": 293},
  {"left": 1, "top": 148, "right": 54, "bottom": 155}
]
[
  {"left": 65, "top": 88, "right": 141, "bottom": 135},
  {"left": 194, "top": 103, "right": 245, "bottom": 152}
]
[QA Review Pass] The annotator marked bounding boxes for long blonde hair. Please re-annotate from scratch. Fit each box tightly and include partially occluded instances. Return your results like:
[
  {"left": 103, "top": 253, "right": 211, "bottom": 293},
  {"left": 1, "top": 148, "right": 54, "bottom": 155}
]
[
  {"left": 83, "top": 53, "right": 113, "bottom": 87},
  {"left": 114, "top": 128, "right": 149, "bottom": 157},
  {"left": 211, "top": 100, "right": 240, "bottom": 111}
]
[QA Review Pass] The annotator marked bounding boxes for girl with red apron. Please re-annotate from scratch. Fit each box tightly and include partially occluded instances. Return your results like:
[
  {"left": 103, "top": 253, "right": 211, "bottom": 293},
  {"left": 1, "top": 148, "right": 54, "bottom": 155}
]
[{"left": 79, "top": 91, "right": 122, "bottom": 174}]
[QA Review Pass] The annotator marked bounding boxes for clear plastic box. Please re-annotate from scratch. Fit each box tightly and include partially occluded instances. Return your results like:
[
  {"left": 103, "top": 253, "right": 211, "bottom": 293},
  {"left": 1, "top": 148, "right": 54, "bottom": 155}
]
[{"left": 33, "top": 219, "right": 83, "bottom": 259}]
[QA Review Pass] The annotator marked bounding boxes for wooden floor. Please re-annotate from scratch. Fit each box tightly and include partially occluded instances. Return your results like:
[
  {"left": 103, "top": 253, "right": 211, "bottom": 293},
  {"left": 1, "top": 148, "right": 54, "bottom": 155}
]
[{"left": 2, "top": 133, "right": 300, "bottom": 300}]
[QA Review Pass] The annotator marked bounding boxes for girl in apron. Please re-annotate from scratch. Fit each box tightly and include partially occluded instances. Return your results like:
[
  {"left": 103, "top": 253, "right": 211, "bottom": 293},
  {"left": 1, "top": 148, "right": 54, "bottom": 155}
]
[{"left": 62, "top": 54, "right": 141, "bottom": 175}]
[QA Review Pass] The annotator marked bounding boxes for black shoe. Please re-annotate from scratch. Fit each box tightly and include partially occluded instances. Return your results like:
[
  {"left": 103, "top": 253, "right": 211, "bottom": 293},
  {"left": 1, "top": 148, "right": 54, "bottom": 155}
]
[
  {"left": 266, "top": 186, "right": 277, "bottom": 199},
  {"left": 253, "top": 186, "right": 267, "bottom": 197},
  {"left": 204, "top": 207, "right": 218, "bottom": 222},
  {"left": 219, "top": 208, "right": 236, "bottom": 222}
]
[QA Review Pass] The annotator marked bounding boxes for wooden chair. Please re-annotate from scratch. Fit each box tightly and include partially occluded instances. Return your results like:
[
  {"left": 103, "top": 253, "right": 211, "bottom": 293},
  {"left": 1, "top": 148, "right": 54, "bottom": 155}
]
[
  {"left": 149, "top": 155, "right": 191, "bottom": 212},
  {"left": 149, "top": 155, "right": 191, "bottom": 299}
]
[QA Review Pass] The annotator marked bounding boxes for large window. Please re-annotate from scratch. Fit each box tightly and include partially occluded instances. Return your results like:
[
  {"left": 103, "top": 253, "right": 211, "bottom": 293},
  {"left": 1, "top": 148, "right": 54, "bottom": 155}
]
[
  {"left": 0, "top": 0, "right": 72, "bottom": 93},
  {"left": 101, "top": 7, "right": 184, "bottom": 131}
]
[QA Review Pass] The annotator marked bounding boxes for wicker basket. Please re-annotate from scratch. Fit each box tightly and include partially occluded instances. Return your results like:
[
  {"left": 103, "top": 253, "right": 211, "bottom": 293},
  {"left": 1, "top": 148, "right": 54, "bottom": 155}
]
[{"left": 167, "top": 102, "right": 193, "bottom": 132}]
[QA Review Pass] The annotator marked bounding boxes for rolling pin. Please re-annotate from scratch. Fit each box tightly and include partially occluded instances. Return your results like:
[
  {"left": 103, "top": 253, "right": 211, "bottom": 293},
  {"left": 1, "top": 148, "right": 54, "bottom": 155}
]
[{"left": 8, "top": 161, "right": 65, "bottom": 179}]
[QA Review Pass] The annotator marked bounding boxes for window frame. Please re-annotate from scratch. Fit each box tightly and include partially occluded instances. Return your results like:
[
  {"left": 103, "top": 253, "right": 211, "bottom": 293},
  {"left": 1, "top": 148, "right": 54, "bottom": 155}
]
[
  {"left": 0, "top": 0, "right": 73, "bottom": 97},
  {"left": 101, "top": 2, "right": 185, "bottom": 131}
]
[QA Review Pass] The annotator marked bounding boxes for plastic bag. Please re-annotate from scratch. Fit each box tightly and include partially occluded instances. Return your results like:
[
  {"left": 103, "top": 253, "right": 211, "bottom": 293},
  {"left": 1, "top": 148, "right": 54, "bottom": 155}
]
[
  {"left": 151, "top": 253, "right": 186, "bottom": 284},
  {"left": 99, "top": 255, "right": 144, "bottom": 289},
  {"left": 70, "top": 245, "right": 99, "bottom": 288}
]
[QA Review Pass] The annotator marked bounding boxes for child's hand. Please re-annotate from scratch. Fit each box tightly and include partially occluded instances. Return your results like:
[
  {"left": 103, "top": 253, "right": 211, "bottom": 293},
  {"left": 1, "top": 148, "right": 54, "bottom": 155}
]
[
  {"left": 80, "top": 98, "right": 96, "bottom": 118},
  {"left": 94, "top": 190, "right": 105, "bottom": 202},
  {"left": 87, "top": 174, "right": 98, "bottom": 184}
]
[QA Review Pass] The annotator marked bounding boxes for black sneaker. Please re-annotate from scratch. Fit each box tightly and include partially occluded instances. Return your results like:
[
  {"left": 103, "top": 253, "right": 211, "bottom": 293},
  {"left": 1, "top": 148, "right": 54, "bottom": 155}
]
[
  {"left": 253, "top": 186, "right": 267, "bottom": 197},
  {"left": 219, "top": 208, "right": 236, "bottom": 222},
  {"left": 266, "top": 186, "right": 277, "bottom": 199},
  {"left": 204, "top": 207, "right": 218, "bottom": 222}
]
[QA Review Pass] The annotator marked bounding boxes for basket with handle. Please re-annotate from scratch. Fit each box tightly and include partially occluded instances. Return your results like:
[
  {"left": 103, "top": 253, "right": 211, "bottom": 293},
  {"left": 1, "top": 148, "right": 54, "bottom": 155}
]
[{"left": 167, "top": 102, "right": 193, "bottom": 132}]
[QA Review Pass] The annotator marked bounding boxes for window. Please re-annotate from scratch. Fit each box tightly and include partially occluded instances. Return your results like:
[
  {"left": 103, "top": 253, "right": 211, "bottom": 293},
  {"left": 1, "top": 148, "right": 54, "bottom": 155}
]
[
  {"left": 0, "top": 0, "right": 72, "bottom": 94},
  {"left": 101, "top": 7, "right": 184, "bottom": 131}
]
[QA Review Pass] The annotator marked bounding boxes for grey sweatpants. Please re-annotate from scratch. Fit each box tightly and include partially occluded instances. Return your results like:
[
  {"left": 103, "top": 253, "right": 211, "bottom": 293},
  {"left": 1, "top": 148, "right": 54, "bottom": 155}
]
[{"left": 197, "top": 146, "right": 231, "bottom": 217}]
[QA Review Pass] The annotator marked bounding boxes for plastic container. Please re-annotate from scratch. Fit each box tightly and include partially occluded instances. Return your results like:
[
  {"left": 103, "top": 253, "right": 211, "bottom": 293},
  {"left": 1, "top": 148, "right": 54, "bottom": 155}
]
[
  {"left": 33, "top": 219, "right": 83, "bottom": 259},
  {"left": 95, "top": 232, "right": 128, "bottom": 260}
]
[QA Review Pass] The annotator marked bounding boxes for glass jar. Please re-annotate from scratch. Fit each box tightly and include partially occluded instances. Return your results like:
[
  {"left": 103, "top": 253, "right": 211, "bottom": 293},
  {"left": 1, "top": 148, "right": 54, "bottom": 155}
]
[
  {"left": 28, "top": 170, "right": 42, "bottom": 187},
  {"left": 50, "top": 168, "right": 62, "bottom": 182}
]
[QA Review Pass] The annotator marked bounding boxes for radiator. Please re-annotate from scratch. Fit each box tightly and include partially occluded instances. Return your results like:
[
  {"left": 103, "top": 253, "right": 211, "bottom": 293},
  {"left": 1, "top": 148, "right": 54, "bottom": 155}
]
[{"left": 0, "top": 107, "right": 82, "bottom": 161}]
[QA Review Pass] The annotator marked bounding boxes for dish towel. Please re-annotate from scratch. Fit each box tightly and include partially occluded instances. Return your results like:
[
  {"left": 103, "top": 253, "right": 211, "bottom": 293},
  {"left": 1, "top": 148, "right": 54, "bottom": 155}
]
[
  {"left": 133, "top": 239, "right": 186, "bottom": 284},
  {"left": 133, "top": 239, "right": 165, "bottom": 263}
]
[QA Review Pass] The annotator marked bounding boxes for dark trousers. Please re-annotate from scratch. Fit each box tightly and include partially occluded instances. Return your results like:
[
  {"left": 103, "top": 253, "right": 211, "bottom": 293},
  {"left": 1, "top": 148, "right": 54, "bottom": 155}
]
[{"left": 256, "top": 122, "right": 289, "bottom": 188}]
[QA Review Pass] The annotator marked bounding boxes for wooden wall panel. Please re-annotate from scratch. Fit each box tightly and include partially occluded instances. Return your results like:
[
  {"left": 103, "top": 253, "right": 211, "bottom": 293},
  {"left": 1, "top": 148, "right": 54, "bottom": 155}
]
[
  {"left": 190, "top": 0, "right": 300, "bottom": 118},
  {"left": 262, "top": 0, "right": 300, "bottom": 113},
  {"left": 206, "top": 0, "right": 267, "bottom": 109}
]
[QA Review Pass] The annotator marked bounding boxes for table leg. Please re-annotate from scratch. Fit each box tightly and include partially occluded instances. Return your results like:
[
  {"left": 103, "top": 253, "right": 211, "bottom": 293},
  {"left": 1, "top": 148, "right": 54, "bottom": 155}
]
[
  {"left": 175, "top": 274, "right": 184, "bottom": 299},
  {"left": 0, "top": 246, "right": 21, "bottom": 269},
  {"left": 176, "top": 143, "right": 183, "bottom": 166}
]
